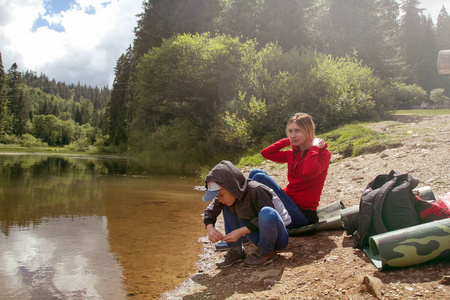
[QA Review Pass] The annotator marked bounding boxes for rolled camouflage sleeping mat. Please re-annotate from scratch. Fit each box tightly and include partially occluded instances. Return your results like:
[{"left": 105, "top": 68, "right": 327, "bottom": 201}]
[
  {"left": 288, "top": 200, "right": 345, "bottom": 236},
  {"left": 363, "top": 218, "right": 450, "bottom": 270},
  {"left": 317, "top": 200, "right": 345, "bottom": 218}
]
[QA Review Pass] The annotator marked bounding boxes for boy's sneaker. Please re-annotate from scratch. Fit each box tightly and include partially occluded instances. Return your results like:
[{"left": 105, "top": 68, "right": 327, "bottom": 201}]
[
  {"left": 243, "top": 248, "right": 277, "bottom": 267},
  {"left": 215, "top": 240, "right": 230, "bottom": 251},
  {"left": 215, "top": 238, "right": 251, "bottom": 251},
  {"left": 216, "top": 247, "right": 246, "bottom": 268}
]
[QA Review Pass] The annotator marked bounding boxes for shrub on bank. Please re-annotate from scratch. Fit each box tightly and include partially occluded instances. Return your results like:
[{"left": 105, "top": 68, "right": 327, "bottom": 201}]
[
  {"left": 0, "top": 133, "right": 48, "bottom": 148},
  {"left": 130, "top": 34, "right": 390, "bottom": 173}
]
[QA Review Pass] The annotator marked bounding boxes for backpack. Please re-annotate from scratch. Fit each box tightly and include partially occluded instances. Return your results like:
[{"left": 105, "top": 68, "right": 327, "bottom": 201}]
[{"left": 353, "top": 170, "right": 420, "bottom": 249}]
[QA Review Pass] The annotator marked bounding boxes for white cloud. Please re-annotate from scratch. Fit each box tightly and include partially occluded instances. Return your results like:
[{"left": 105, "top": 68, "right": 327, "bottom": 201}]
[
  {"left": 0, "top": 216, "right": 125, "bottom": 298},
  {"left": 0, "top": 0, "right": 142, "bottom": 87}
]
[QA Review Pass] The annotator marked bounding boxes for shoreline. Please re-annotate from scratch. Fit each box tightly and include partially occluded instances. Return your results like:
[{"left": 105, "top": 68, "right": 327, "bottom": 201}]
[
  {"left": 161, "top": 113, "right": 450, "bottom": 299},
  {"left": 0, "top": 150, "right": 129, "bottom": 160}
]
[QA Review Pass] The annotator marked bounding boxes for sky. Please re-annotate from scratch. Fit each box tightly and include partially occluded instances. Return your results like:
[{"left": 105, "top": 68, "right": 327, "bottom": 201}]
[
  {"left": 0, "top": 0, "right": 448, "bottom": 88},
  {"left": 0, "top": 0, "right": 142, "bottom": 87}
]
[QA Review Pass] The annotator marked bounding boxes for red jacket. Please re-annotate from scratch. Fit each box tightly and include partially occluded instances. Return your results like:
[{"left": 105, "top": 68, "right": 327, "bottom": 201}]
[{"left": 261, "top": 138, "right": 331, "bottom": 211}]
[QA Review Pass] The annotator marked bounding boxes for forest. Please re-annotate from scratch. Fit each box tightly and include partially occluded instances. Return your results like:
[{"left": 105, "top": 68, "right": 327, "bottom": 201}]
[
  {"left": 0, "top": 61, "right": 110, "bottom": 151},
  {"left": 1, "top": 0, "right": 450, "bottom": 174}
]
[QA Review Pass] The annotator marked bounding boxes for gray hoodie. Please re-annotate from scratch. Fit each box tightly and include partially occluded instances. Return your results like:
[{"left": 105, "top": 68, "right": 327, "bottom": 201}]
[{"left": 203, "top": 160, "right": 291, "bottom": 232}]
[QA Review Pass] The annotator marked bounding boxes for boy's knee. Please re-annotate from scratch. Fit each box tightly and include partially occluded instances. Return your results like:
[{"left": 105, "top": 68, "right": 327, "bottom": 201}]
[
  {"left": 259, "top": 206, "right": 278, "bottom": 222},
  {"left": 249, "top": 168, "right": 264, "bottom": 178},
  {"left": 252, "top": 173, "right": 264, "bottom": 182}
]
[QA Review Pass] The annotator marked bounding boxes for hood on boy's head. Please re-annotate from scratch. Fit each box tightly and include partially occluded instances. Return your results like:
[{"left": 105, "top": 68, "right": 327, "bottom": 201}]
[{"left": 204, "top": 160, "right": 247, "bottom": 200}]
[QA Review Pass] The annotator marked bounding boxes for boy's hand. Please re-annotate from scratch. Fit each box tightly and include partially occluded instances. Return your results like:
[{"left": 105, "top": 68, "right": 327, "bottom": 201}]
[
  {"left": 206, "top": 224, "right": 224, "bottom": 243},
  {"left": 223, "top": 227, "right": 251, "bottom": 243}
]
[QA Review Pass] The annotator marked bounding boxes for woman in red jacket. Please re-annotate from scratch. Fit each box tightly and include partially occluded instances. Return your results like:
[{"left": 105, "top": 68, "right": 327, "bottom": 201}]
[{"left": 250, "top": 112, "right": 331, "bottom": 227}]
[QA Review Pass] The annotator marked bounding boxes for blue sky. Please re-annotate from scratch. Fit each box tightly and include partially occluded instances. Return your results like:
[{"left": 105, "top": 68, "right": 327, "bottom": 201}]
[
  {"left": 0, "top": 0, "right": 447, "bottom": 87},
  {"left": 0, "top": 0, "right": 142, "bottom": 87}
]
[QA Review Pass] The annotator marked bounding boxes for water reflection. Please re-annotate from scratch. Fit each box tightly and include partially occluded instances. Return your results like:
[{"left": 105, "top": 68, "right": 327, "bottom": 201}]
[
  {"left": 0, "top": 216, "right": 125, "bottom": 299},
  {"left": 0, "top": 154, "right": 146, "bottom": 235},
  {"left": 0, "top": 154, "right": 206, "bottom": 299}
]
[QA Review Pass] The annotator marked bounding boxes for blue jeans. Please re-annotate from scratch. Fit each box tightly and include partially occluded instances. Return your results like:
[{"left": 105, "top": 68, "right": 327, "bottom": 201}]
[
  {"left": 249, "top": 169, "right": 310, "bottom": 228},
  {"left": 223, "top": 205, "right": 289, "bottom": 254}
]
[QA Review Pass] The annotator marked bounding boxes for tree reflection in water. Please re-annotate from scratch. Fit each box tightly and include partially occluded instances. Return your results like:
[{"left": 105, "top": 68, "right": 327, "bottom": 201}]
[{"left": 0, "top": 154, "right": 206, "bottom": 299}]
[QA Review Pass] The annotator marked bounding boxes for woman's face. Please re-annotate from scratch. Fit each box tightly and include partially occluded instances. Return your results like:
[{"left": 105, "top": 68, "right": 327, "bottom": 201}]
[
  {"left": 217, "top": 188, "right": 236, "bottom": 206},
  {"left": 288, "top": 122, "right": 309, "bottom": 148}
]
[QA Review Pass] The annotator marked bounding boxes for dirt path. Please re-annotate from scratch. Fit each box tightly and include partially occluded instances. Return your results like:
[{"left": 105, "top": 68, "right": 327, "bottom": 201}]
[{"left": 162, "top": 113, "right": 450, "bottom": 300}]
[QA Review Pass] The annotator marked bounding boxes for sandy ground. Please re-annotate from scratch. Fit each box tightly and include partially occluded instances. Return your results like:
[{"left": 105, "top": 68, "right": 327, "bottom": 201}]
[{"left": 161, "top": 113, "right": 450, "bottom": 300}]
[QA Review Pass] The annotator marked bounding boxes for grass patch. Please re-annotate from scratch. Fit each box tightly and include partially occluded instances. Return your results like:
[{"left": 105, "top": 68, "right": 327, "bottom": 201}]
[
  {"left": 320, "top": 124, "right": 391, "bottom": 157},
  {"left": 236, "top": 152, "right": 265, "bottom": 169}
]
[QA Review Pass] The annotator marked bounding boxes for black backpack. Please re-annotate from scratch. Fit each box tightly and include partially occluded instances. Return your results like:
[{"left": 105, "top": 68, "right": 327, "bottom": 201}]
[{"left": 353, "top": 170, "right": 421, "bottom": 249}]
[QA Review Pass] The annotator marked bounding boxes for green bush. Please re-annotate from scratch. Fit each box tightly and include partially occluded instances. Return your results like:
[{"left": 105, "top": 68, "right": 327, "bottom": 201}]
[
  {"left": 221, "top": 111, "right": 252, "bottom": 149},
  {"left": 391, "top": 82, "right": 427, "bottom": 109},
  {"left": 0, "top": 134, "right": 21, "bottom": 145},
  {"left": 304, "top": 54, "right": 382, "bottom": 130},
  {"left": 0, "top": 133, "right": 47, "bottom": 148},
  {"left": 32, "top": 114, "right": 104, "bottom": 147},
  {"left": 65, "top": 137, "right": 91, "bottom": 152},
  {"left": 430, "top": 88, "right": 449, "bottom": 105},
  {"left": 19, "top": 134, "right": 48, "bottom": 147}
]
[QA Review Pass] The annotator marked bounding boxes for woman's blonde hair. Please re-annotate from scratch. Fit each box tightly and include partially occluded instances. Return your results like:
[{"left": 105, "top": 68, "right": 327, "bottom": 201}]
[{"left": 286, "top": 112, "right": 316, "bottom": 142}]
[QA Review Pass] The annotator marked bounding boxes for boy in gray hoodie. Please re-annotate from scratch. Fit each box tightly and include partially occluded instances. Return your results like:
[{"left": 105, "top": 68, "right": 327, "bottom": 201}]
[{"left": 202, "top": 160, "right": 291, "bottom": 267}]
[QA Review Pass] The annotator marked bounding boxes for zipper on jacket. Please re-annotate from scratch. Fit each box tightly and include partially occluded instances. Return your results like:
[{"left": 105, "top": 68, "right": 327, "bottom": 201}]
[{"left": 291, "top": 149, "right": 308, "bottom": 173}]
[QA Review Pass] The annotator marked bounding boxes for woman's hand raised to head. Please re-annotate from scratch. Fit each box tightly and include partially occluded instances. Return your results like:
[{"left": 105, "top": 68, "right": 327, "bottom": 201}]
[{"left": 312, "top": 138, "right": 325, "bottom": 149}]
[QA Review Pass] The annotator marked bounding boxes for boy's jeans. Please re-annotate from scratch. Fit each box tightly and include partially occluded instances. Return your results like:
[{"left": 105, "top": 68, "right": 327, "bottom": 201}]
[
  {"left": 223, "top": 205, "right": 289, "bottom": 254},
  {"left": 249, "top": 169, "right": 309, "bottom": 228}
]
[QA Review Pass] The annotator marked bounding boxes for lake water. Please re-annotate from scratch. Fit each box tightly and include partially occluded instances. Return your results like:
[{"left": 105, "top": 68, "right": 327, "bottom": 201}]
[{"left": 0, "top": 154, "right": 208, "bottom": 299}]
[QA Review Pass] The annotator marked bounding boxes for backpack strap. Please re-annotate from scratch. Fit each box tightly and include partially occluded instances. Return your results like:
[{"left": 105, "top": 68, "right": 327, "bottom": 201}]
[{"left": 353, "top": 171, "right": 399, "bottom": 249}]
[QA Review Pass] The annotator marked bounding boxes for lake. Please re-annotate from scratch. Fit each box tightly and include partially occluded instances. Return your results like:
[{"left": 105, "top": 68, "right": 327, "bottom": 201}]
[{"left": 0, "top": 153, "right": 208, "bottom": 299}]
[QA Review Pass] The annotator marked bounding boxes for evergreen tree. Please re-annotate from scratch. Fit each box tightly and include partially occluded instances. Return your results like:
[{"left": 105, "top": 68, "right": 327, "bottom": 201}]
[
  {"left": 436, "top": 6, "right": 450, "bottom": 50},
  {"left": 109, "top": 0, "right": 221, "bottom": 146},
  {"left": 105, "top": 46, "right": 133, "bottom": 145},
  {"left": 133, "top": 0, "right": 221, "bottom": 59},
  {"left": 324, "top": 0, "right": 375, "bottom": 57},
  {"left": 398, "top": 0, "right": 426, "bottom": 84},
  {"left": 79, "top": 98, "right": 93, "bottom": 125},
  {"left": 91, "top": 86, "right": 101, "bottom": 109},
  {"left": 375, "top": 0, "right": 404, "bottom": 79},
  {"left": 41, "top": 98, "right": 51, "bottom": 115},
  {"left": 282, "top": 0, "right": 401, "bottom": 78},
  {"left": 214, "top": 0, "right": 263, "bottom": 44},
  {"left": 7, "top": 63, "right": 30, "bottom": 136},
  {"left": 319, "top": 0, "right": 401, "bottom": 79},
  {"left": 0, "top": 53, "right": 8, "bottom": 134},
  {"left": 436, "top": 6, "right": 450, "bottom": 97},
  {"left": 398, "top": 0, "right": 441, "bottom": 92},
  {"left": 417, "top": 16, "right": 440, "bottom": 92},
  {"left": 51, "top": 100, "right": 61, "bottom": 117},
  {"left": 213, "top": 0, "right": 313, "bottom": 51},
  {"left": 260, "top": 0, "right": 312, "bottom": 50}
]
